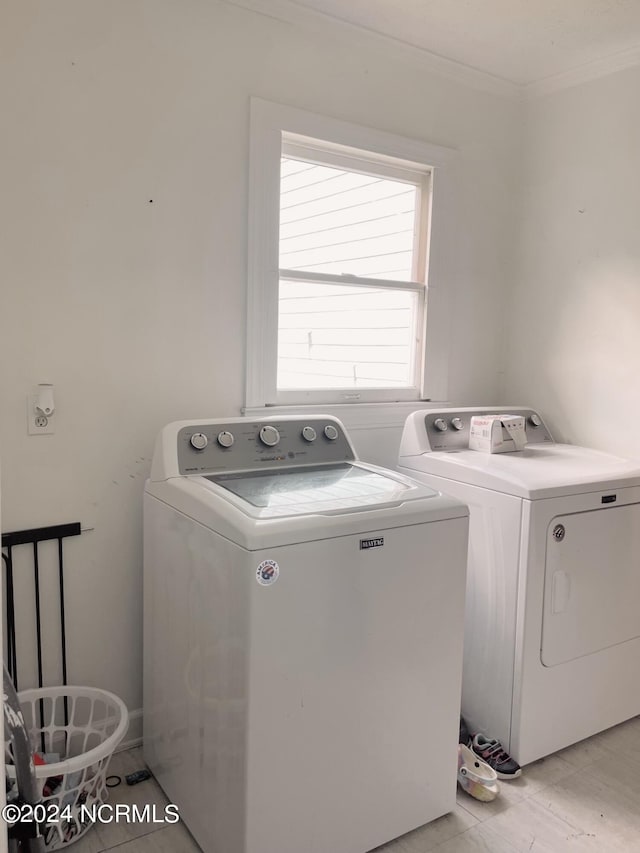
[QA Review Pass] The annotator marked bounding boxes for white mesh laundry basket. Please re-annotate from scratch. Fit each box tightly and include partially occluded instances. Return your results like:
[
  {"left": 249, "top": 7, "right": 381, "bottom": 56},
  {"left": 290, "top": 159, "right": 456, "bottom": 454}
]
[{"left": 6, "top": 685, "right": 129, "bottom": 850}]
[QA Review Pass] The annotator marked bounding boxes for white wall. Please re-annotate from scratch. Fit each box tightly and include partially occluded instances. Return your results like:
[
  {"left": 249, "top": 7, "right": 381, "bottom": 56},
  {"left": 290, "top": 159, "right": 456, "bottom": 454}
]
[
  {"left": 0, "top": 0, "right": 520, "bottom": 723},
  {"left": 504, "top": 66, "right": 640, "bottom": 458}
]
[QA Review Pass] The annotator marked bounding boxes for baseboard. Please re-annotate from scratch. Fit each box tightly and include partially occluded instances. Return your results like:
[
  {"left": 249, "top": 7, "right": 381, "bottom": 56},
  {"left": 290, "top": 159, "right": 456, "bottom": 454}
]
[{"left": 116, "top": 707, "right": 142, "bottom": 752}]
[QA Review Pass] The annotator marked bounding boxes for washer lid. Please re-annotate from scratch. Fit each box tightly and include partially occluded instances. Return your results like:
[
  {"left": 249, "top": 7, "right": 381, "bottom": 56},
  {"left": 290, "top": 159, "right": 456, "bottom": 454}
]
[
  {"left": 401, "top": 444, "right": 640, "bottom": 499},
  {"left": 204, "top": 462, "right": 434, "bottom": 519},
  {"left": 145, "top": 460, "right": 468, "bottom": 549}
]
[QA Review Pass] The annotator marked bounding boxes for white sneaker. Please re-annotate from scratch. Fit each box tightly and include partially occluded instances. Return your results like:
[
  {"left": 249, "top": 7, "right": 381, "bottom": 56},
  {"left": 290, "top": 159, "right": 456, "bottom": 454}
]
[{"left": 457, "top": 743, "right": 500, "bottom": 802}]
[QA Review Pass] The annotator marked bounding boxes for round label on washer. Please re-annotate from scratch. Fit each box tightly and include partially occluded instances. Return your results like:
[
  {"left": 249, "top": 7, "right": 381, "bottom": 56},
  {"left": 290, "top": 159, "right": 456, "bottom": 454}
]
[{"left": 256, "top": 559, "right": 279, "bottom": 586}]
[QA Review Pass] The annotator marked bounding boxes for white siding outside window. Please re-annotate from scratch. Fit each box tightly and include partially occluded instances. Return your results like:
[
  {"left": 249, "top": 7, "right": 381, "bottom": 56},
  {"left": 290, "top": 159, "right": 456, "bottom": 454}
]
[
  {"left": 246, "top": 99, "right": 457, "bottom": 408},
  {"left": 278, "top": 145, "right": 428, "bottom": 393}
]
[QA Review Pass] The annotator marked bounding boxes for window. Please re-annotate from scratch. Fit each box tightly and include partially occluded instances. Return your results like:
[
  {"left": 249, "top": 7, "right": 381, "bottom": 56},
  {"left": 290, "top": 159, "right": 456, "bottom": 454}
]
[{"left": 247, "top": 99, "right": 456, "bottom": 407}]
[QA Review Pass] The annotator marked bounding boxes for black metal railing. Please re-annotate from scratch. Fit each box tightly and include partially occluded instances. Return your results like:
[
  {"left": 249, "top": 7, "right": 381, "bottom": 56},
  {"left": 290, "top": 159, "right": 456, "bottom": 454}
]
[{"left": 2, "top": 522, "right": 82, "bottom": 692}]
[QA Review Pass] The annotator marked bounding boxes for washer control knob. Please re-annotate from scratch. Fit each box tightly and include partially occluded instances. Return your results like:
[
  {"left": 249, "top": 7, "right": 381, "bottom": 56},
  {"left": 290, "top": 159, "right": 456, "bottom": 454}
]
[
  {"left": 217, "top": 431, "right": 234, "bottom": 448},
  {"left": 190, "top": 432, "right": 208, "bottom": 451},
  {"left": 259, "top": 425, "right": 280, "bottom": 447},
  {"left": 529, "top": 413, "right": 542, "bottom": 428},
  {"left": 451, "top": 417, "right": 464, "bottom": 431},
  {"left": 433, "top": 418, "right": 448, "bottom": 432},
  {"left": 302, "top": 426, "right": 317, "bottom": 442},
  {"left": 324, "top": 424, "right": 339, "bottom": 441}
]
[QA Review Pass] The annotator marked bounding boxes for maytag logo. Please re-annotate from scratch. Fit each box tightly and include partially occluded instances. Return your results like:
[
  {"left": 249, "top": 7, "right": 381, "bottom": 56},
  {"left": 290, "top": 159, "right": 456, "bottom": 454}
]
[{"left": 360, "top": 537, "right": 384, "bottom": 550}]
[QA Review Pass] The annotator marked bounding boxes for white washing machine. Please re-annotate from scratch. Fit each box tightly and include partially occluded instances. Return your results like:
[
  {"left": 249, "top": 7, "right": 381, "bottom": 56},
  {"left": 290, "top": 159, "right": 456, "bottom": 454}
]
[
  {"left": 144, "top": 415, "right": 468, "bottom": 853},
  {"left": 398, "top": 407, "right": 640, "bottom": 766}
]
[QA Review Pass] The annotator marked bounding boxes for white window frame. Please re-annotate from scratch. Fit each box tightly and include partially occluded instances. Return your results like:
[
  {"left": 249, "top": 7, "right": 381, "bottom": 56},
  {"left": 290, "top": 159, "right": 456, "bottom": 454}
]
[{"left": 246, "top": 97, "right": 457, "bottom": 408}]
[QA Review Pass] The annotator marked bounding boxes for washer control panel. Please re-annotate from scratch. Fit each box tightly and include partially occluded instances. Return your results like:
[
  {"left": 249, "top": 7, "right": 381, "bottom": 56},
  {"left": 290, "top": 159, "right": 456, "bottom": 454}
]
[
  {"left": 177, "top": 418, "right": 355, "bottom": 474},
  {"left": 424, "top": 408, "right": 553, "bottom": 451}
]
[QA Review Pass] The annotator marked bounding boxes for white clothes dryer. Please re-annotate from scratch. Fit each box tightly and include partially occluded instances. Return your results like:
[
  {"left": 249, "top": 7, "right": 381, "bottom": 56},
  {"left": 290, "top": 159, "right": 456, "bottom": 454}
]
[
  {"left": 144, "top": 415, "right": 468, "bottom": 853},
  {"left": 398, "top": 407, "right": 640, "bottom": 766}
]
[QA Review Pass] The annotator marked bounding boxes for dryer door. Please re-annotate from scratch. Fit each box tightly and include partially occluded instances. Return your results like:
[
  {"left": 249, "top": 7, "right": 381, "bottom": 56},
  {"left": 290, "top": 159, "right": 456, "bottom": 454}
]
[{"left": 542, "top": 502, "right": 640, "bottom": 666}]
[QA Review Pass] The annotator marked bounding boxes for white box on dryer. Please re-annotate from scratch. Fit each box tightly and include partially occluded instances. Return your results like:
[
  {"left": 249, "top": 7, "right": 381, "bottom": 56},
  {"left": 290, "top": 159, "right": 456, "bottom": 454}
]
[{"left": 468, "top": 414, "right": 526, "bottom": 453}]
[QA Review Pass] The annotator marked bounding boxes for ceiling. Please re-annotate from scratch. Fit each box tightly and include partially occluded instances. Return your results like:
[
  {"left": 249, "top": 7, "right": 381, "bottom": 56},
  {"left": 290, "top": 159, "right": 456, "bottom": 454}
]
[{"left": 286, "top": 0, "right": 640, "bottom": 86}]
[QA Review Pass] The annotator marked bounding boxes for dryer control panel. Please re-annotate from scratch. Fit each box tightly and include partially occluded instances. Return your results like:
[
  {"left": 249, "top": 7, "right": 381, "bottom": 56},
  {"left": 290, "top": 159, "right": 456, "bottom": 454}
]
[
  {"left": 423, "top": 408, "right": 553, "bottom": 452},
  {"left": 177, "top": 417, "right": 355, "bottom": 475}
]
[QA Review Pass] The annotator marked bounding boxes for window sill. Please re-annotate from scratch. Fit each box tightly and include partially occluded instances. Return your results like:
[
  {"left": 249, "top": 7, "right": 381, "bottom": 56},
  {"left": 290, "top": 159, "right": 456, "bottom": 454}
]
[{"left": 242, "top": 400, "right": 448, "bottom": 430}]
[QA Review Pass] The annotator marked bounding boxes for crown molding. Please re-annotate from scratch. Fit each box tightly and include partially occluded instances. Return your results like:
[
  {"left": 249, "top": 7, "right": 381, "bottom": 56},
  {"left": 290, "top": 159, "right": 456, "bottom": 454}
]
[
  {"left": 221, "top": 0, "right": 640, "bottom": 101},
  {"left": 221, "top": 0, "right": 519, "bottom": 99},
  {"left": 524, "top": 44, "right": 640, "bottom": 99}
]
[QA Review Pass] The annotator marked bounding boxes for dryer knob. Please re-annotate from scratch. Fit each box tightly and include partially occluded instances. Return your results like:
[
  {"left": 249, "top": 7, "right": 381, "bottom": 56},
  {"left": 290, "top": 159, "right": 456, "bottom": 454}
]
[
  {"left": 434, "top": 418, "right": 448, "bottom": 432},
  {"left": 190, "top": 432, "right": 208, "bottom": 451},
  {"left": 302, "top": 426, "right": 317, "bottom": 442},
  {"left": 529, "top": 414, "right": 542, "bottom": 427},
  {"left": 324, "top": 424, "right": 339, "bottom": 441},
  {"left": 259, "top": 425, "right": 280, "bottom": 447},
  {"left": 217, "top": 431, "right": 234, "bottom": 448},
  {"left": 451, "top": 417, "right": 464, "bottom": 431}
]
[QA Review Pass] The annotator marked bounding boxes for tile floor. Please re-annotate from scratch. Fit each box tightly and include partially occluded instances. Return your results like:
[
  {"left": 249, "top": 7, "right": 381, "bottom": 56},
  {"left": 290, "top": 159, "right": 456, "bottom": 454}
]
[{"left": 71, "top": 716, "right": 640, "bottom": 852}]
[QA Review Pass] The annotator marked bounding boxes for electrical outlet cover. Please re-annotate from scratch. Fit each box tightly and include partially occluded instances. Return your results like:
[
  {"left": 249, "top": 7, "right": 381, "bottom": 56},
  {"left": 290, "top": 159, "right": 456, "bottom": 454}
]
[{"left": 27, "top": 395, "right": 56, "bottom": 435}]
